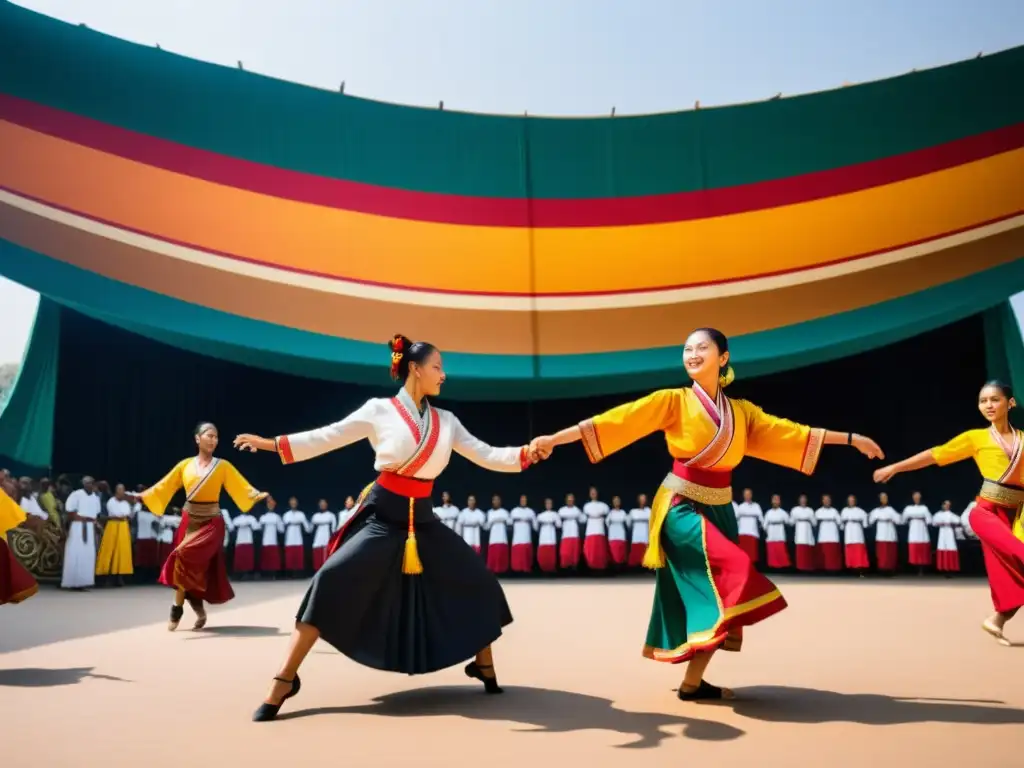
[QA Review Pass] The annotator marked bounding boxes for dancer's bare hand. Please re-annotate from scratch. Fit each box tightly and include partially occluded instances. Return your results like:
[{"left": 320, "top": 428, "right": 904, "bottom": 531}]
[
  {"left": 852, "top": 434, "right": 884, "bottom": 460},
  {"left": 233, "top": 434, "right": 275, "bottom": 453},
  {"left": 873, "top": 465, "right": 898, "bottom": 484},
  {"left": 529, "top": 436, "right": 555, "bottom": 461}
]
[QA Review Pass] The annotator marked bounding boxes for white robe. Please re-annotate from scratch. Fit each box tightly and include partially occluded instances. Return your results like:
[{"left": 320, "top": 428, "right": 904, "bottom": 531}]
[
  {"left": 20, "top": 495, "right": 48, "bottom": 521},
  {"left": 763, "top": 507, "right": 790, "bottom": 543},
  {"left": 961, "top": 502, "right": 977, "bottom": 538},
  {"left": 456, "top": 508, "right": 486, "bottom": 549},
  {"left": 157, "top": 514, "right": 180, "bottom": 544},
  {"left": 134, "top": 502, "right": 158, "bottom": 541},
  {"left": 558, "top": 505, "right": 584, "bottom": 539},
  {"left": 840, "top": 506, "right": 868, "bottom": 546},
  {"left": 233, "top": 513, "right": 260, "bottom": 546},
  {"left": 283, "top": 509, "right": 312, "bottom": 548},
  {"left": 932, "top": 510, "right": 960, "bottom": 553},
  {"left": 259, "top": 512, "right": 284, "bottom": 547},
  {"left": 510, "top": 506, "right": 537, "bottom": 546},
  {"left": 736, "top": 502, "right": 764, "bottom": 538},
  {"left": 485, "top": 508, "right": 511, "bottom": 546},
  {"left": 62, "top": 489, "right": 100, "bottom": 588},
  {"left": 869, "top": 506, "right": 901, "bottom": 543},
  {"left": 789, "top": 505, "right": 816, "bottom": 546},
  {"left": 582, "top": 500, "right": 610, "bottom": 538},
  {"left": 628, "top": 507, "right": 651, "bottom": 545},
  {"left": 901, "top": 504, "right": 932, "bottom": 544},
  {"left": 433, "top": 503, "right": 460, "bottom": 530},
  {"left": 309, "top": 511, "right": 337, "bottom": 548},
  {"left": 221, "top": 508, "right": 234, "bottom": 547},
  {"left": 607, "top": 509, "right": 629, "bottom": 543},
  {"left": 337, "top": 508, "right": 355, "bottom": 530},
  {"left": 536, "top": 510, "right": 561, "bottom": 547},
  {"left": 814, "top": 506, "right": 842, "bottom": 544}
]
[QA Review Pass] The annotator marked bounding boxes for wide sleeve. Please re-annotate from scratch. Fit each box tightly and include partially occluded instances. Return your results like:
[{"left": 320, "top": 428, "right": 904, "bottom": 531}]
[
  {"left": 141, "top": 459, "right": 188, "bottom": 517},
  {"left": 578, "top": 389, "right": 679, "bottom": 464},
  {"left": 930, "top": 430, "right": 978, "bottom": 466},
  {"left": 220, "top": 461, "right": 267, "bottom": 514},
  {"left": 451, "top": 416, "right": 529, "bottom": 473},
  {"left": 275, "top": 399, "right": 380, "bottom": 465},
  {"left": 740, "top": 400, "right": 825, "bottom": 475},
  {"left": 65, "top": 490, "right": 80, "bottom": 514}
]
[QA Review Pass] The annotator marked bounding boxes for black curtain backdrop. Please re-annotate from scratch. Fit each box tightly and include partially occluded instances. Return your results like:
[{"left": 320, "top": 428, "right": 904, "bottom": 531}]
[{"left": 53, "top": 310, "right": 987, "bottom": 514}]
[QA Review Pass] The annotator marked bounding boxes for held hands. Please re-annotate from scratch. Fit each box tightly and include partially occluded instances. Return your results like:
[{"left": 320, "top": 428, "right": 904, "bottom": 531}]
[
  {"left": 851, "top": 434, "right": 884, "bottom": 460},
  {"left": 233, "top": 434, "right": 275, "bottom": 453},
  {"left": 526, "top": 435, "right": 556, "bottom": 464},
  {"left": 872, "top": 465, "right": 899, "bottom": 484}
]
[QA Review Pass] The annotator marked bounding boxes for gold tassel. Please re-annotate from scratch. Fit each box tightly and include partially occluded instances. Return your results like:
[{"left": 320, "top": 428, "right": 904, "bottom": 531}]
[
  {"left": 402, "top": 497, "right": 424, "bottom": 575},
  {"left": 641, "top": 484, "right": 673, "bottom": 570}
]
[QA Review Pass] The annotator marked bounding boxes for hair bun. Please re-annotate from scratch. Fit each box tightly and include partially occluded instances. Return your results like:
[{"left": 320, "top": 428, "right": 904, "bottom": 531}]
[
  {"left": 719, "top": 365, "right": 736, "bottom": 388},
  {"left": 388, "top": 334, "right": 411, "bottom": 353}
]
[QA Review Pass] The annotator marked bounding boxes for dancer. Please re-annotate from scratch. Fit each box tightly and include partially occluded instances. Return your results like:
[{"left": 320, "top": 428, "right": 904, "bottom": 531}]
[
  {"left": 484, "top": 495, "right": 511, "bottom": 574},
  {"left": 762, "top": 494, "right": 791, "bottom": 569},
  {"left": 532, "top": 327, "right": 882, "bottom": 700},
  {"left": 734, "top": 489, "right": 764, "bottom": 564},
  {"left": 874, "top": 380, "right": 1024, "bottom": 644},
  {"left": 309, "top": 500, "right": 337, "bottom": 572},
  {"left": 558, "top": 493, "right": 584, "bottom": 570},
  {"left": 434, "top": 491, "right": 460, "bottom": 531},
  {"left": 815, "top": 495, "right": 843, "bottom": 573},
  {"left": 282, "top": 497, "right": 312, "bottom": 575},
  {"left": 628, "top": 494, "right": 651, "bottom": 567},
  {"left": 582, "top": 487, "right": 611, "bottom": 571},
  {"left": 233, "top": 506, "right": 261, "bottom": 576},
  {"left": 257, "top": 498, "right": 284, "bottom": 577},
  {"left": 133, "top": 491, "right": 160, "bottom": 578},
  {"left": 901, "top": 491, "right": 933, "bottom": 572},
  {"left": 606, "top": 496, "right": 630, "bottom": 566},
  {"left": 509, "top": 495, "right": 537, "bottom": 573},
  {"left": 789, "top": 494, "right": 818, "bottom": 572},
  {"left": 456, "top": 495, "right": 485, "bottom": 554},
  {"left": 932, "top": 500, "right": 962, "bottom": 576},
  {"left": 1, "top": 479, "right": 38, "bottom": 605},
  {"left": 234, "top": 334, "right": 542, "bottom": 721},
  {"left": 535, "top": 498, "right": 561, "bottom": 573},
  {"left": 62, "top": 476, "right": 101, "bottom": 590},
  {"left": 869, "top": 493, "right": 900, "bottom": 574},
  {"left": 840, "top": 495, "right": 870, "bottom": 573},
  {"left": 96, "top": 483, "right": 134, "bottom": 585},
  {"left": 139, "top": 422, "right": 267, "bottom": 631}
]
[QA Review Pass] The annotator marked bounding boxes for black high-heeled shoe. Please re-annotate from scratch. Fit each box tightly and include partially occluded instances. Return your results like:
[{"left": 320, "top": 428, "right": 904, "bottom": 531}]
[
  {"left": 677, "top": 680, "right": 733, "bottom": 701},
  {"left": 252, "top": 675, "right": 302, "bottom": 722},
  {"left": 168, "top": 605, "right": 184, "bottom": 632},
  {"left": 465, "top": 662, "right": 503, "bottom": 694}
]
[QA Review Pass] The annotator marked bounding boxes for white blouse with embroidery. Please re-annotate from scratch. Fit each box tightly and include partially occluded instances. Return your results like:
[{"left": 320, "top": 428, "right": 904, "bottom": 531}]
[{"left": 276, "top": 389, "right": 526, "bottom": 479}]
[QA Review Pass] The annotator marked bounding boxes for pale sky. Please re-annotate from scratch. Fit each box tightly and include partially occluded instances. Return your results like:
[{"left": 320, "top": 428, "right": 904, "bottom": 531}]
[{"left": 1, "top": 0, "right": 1022, "bottom": 363}]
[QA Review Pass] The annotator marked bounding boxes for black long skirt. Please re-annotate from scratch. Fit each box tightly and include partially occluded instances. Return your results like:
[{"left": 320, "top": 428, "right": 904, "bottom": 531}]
[{"left": 296, "top": 483, "right": 514, "bottom": 675}]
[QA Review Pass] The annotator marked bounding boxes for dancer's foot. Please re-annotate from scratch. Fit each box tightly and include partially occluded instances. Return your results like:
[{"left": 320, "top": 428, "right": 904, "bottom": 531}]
[
  {"left": 188, "top": 598, "right": 207, "bottom": 630},
  {"left": 252, "top": 675, "right": 302, "bottom": 722},
  {"left": 465, "top": 661, "right": 503, "bottom": 694},
  {"left": 678, "top": 680, "right": 734, "bottom": 701},
  {"left": 168, "top": 604, "right": 184, "bottom": 632},
  {"left": 982, "top": 618, "right": 1011, "bottom": 647}
]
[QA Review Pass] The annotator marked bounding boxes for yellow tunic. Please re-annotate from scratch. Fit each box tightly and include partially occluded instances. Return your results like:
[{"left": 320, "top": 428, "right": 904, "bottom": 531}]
[
  {"left": 931, "top": 428, "right": 1024, "bottom": 540},
  {"left": 579, "top": 387, "right": 825, "bottom": 567},
  {"left": 141, "top": 457, "right": 265, "bottom": 518},
  {"left": 0, "top": 492, "right": 27, "bottom": 541}
]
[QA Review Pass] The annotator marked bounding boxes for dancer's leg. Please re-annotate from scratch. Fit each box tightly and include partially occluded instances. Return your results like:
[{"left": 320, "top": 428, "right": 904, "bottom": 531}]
[
  {"left": 466, "top": 643, "right": 503, "bottom": 693},
  {"left": 474, "top": 645, "right": 496, "bottom": 677},
  {"left": 679, "top": 649, "right": 735, "bottom": 699},
  {"left": 264, "top": 621, "right": 320, "bottom": 705}
]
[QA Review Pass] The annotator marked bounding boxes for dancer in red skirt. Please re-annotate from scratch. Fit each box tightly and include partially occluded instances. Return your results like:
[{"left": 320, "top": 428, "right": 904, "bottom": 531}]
[
  {"left": 509, "top": 495, "right": 537, "bottom": 573},
  {"left": 232, "top": 507, "right": 260, "bottom": 576},
  {"left": 790, "top": 494, "right": 818, "bottom": 571},
  {"left": 582, "top": 487, "right": 611, "bottom": 570},
  {"left": 869, "top": 493, "right": 900, "bottom": 573},
  {"left": 535, "top": 498, "right": 560, "bottom": 573},
  {"left": 901, "top": 491, "right": 933, "bottom": 572},
  {"left": 1, "top": 480, "right": 38, "bottom": 605},
  {"left": 840, "top": 495, "right": 870, "bottom": 572},
  {"left": 309, "top": 499, "right": 337, "bottom": 572},
  {"left": 762, "top": 495, "right": 792, "bottom": 569},
  {"left": 627, "top": 494, "right": 651, "bottom": 567},
  {"left": 932, "top": 500, "right": 962, "bottom": 575},
  {"left": 282, "top": 497, "right": 312, "bottom": 575},
  {"left": 815, "top": 495, "right": 843, "bottom": 572},
  {"left": 734, "top": 489, "right": 763, "bottom": 564},
  {"left": 558, "top": 493, "right": 583, "bottom": 570},
  {"left": 258, "top": 498, "right": 284, "bottom": 576},
  {"left": 606, "top": 496, "right": 629, "bottom": 566},
  {"left": 875, "top": 380, "right": 1024, "bottom": 644},
  {"left": 136, "top": 422, "right": 267, "bottom": 630},
  {"left": 485, "top": 495, "right": 511, "bottom": 574},
  {"left": 132, "top": 489, "right": 161, "bottom": 578}
]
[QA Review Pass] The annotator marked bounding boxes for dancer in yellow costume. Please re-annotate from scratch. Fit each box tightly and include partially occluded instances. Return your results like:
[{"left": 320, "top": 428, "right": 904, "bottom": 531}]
[
  {"left": 137, "top": 422, "right": 266, "bottom": 630},
  {"left": 532, "top": 328, "right": 883, "bottom": 701},
  {"left": 96, "top": 483, "right": 135, "bottom": 583},
  {"left": 1, "top": 478, "right": 39, "bottom": 604}
]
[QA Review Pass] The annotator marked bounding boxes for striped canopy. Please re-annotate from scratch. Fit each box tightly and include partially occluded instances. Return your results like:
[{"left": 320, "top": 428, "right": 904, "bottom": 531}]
[{"left": 1, "top": 3, "right": 1022, "bottom": 399}]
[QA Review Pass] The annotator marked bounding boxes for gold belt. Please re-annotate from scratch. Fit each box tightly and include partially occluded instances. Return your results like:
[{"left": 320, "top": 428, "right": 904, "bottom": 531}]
[
  {"left": 978, "top": 480, "right": 1024, "bottom": 509},
  {"left": 661, "top": 473, "right": 734, "bottom": 506},
  {"left": 183, "top": 501, "right": 220, "bottom": 522}
]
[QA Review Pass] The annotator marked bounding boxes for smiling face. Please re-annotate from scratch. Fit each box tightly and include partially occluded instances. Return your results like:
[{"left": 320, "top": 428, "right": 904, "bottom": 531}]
[
  {"left": 682, "top": 330, "right": 729, "bottom": 384},
  {"left": 195, "top": 425, "right": 219, "bottom": 454},
  {"left": 410, "top": 349, "right": 446, "bottom": 397},
  {"left": 978, "top": 384, "right": 1015, "bottom": 424}
]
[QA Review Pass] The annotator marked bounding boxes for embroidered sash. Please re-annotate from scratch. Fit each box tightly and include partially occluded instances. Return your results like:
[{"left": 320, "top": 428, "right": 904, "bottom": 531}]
[
  {"left": 990, "top": 426, "right": 1023, "bottom": 486},
  {"left": 185, "top": 457, "right": 220, "bottom": 503},
  {"left": 389, "top": 397, "right": 442, "bottom": 478}
]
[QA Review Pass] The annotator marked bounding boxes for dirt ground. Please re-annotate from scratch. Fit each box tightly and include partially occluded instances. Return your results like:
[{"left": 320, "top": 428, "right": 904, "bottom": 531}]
[{"left": 2, "top": 576, "right": 1023, "bottom": 767}]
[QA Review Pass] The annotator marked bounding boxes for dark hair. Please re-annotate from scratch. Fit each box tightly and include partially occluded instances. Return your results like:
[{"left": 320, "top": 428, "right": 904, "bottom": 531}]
[
  {"left": 194, "top": 421, "right": 218, "bottom": 436},
  {"left": 688, "top": 327, "right": 735, "bottom": 387},
  {"left": 388, "top": 334, "right": 438, "bottom": 381},
  {"left": 982, "top": 379, "right": 1014, "bottom": 399}
]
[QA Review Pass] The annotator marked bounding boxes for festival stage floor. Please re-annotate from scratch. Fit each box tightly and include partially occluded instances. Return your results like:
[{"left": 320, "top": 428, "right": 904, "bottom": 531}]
[{"left": 3, "top": 576, "right": 1023, "bottom": 767}]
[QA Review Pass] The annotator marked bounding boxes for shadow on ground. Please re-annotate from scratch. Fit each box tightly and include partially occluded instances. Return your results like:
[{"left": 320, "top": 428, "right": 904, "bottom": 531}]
[
  {"left": 276, "top": 685, "right": 744, "bottom": 747},
  {"left": 0, "top": 666, "right": 130, "bottom": 687}
]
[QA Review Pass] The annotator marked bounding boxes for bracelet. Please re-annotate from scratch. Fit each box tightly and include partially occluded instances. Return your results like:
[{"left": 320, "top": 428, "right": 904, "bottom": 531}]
[{"left": 847, "top": 432, "right": 854, "bottom": 445}]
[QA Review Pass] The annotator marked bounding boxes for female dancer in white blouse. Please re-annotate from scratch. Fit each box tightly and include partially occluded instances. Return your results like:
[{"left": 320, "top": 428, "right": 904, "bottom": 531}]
[{"left": 235, "top": 335, "right": 543, "bottom": 721}]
